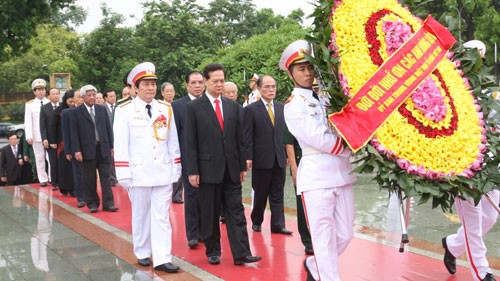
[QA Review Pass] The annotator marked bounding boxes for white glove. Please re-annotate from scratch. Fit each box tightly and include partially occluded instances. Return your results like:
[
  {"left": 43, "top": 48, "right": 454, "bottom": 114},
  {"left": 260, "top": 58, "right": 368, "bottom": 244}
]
[{"left": 118, "top": 179, "right": 132, "bottom": 189}]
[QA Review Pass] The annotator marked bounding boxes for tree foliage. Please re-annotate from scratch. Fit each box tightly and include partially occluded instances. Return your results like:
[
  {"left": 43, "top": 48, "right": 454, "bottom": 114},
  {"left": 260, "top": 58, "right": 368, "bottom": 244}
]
[
  {"left": 200, "top": 22, "right": 308, "bottom": 103},
  {"left": 0, "top": 0, "right": 84, "bottom": 62},
  {"left": 75, "top": 4, "right": 135, "bottom": 92},
  {"left": 0, "top": 24, "right": 80, "bottom": 92}
]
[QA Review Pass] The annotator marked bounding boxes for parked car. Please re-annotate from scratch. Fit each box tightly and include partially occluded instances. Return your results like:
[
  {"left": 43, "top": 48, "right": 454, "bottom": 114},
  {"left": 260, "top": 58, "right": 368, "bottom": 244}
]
[
  {"left": 6, "top": 124, "right": 25, "bottom": 138},
  {"left": 0, "top": 122, "right": 15, "bottom": 137}
]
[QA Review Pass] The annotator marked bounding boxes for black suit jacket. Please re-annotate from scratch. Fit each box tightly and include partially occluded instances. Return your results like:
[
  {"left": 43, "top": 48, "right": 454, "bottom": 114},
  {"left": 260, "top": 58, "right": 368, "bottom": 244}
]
[
  {"left": 70, "top": 104, "right": 113, "bottom": 160},
  {"left": 0, "top": 144, "right": 22, "bottom": 184},
  {"left": 184, "top": 94, "right": 246, "bottom": 184},
  {"left": 244, "top": 100, "right": 286, "bottom": 169},
  {"left": 172, "top": 95, "right": 192, "bottom": 175},
  {"left": 40, "top": 102, "right": 57, "bottom": 144}
]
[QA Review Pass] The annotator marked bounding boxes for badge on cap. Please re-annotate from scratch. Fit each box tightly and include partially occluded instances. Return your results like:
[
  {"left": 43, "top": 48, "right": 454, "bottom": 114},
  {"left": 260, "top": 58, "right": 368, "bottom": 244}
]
[
  {"left": 31, "top": 78, "right": 47, "bottom": 90},
  {"left": 279, "top": 40, "right": 312, "bottom": 70},
  {"left": 127, "top": 62, "right": 158, "bottom": 86}
]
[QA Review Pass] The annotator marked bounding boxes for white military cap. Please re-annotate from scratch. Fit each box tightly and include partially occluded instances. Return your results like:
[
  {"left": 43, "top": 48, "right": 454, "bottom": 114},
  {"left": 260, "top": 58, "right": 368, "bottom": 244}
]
[
  {"left": 127, "top": 62, "right": 157, "bottom": 86},
  {"left": 279, "top": 40, "right": 311, "bottom": 71},
  {"left": 31, "top": 78, "right": 47, "bottom": 90},
  {"left": 464, "top": 40, "right": 486, "bottom": 57},
  {"left": 251, "top": 73, "right": 259, "bottom": 81}
]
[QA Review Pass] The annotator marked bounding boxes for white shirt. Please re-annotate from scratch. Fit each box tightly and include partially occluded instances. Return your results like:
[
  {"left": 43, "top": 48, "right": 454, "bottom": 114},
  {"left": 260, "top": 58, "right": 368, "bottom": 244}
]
[
  {"left": 261, "top": 98, "right": 274, "bottom": 114},
  {"left": 187, "top": 93, "right": 198, "bottom": 101},
  {"left": 205, "top": 92, "right": 224, "bottom": 119}
]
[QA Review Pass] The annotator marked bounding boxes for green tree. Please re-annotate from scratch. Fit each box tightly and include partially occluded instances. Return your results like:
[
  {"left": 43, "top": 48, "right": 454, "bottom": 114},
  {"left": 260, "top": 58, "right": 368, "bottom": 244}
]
[
  {"left": 0, "top": 0, "right": 83, "bottom": 62},
  {"left": 0, "top": 24, "right": 80, "bottom": 92},
  {"left": 75, "top": 4, "right": 135, "bottom": 92},
  {"left": 199, "top": 22, "right": 308, "bottom": 103}
]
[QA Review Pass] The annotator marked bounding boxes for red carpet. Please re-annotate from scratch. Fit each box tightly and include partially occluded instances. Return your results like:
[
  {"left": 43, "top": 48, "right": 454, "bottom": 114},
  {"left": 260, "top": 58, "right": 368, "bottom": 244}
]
[{"left": 33, "top": 184, "right": 497, "bottom": 280}]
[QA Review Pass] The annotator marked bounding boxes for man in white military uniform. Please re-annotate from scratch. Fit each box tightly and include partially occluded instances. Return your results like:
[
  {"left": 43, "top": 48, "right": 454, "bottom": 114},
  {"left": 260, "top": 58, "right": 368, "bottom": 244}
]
[
  {"left": 113, "top": 62, "right": 181, "bottom": 274},
  {"left": 281, "top": 40, "right": 356, "bottom": 281},
  {"left": 243, "top": 73, "right": 260, "bottom": 107},
  {"left": 441, "top": 40, "right": 498, "bottom": 281},
  {"left": 24, "top": 79, "right": 51, "bottom": 186}
]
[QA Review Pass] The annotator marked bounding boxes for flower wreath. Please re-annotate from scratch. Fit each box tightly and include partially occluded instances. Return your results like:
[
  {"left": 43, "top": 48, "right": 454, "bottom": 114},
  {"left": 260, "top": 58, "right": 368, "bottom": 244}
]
[{"left": 307, "top": 0, "right": 500, "bottom": 211}]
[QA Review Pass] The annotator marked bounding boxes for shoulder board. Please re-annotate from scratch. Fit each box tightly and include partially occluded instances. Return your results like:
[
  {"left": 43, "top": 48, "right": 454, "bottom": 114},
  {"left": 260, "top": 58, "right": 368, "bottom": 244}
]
[
  {"left": 285, "top": 95, "right": 294, "bottom": 104},
  {"left": 157, "top": 99, "right": 171, "bottom": 107},
  {"left": 118, "top": 100, "right": 132, "bottom": 108},
  {"left": 26, "top": 99, "right": 34, "bottom": 104},
  {"left": 117, "top": 97, "right": 129, "bottom": 103}
]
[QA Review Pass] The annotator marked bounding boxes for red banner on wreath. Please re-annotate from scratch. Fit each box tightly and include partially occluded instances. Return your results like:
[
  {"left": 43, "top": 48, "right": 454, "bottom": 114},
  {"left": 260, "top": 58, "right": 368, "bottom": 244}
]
[{"left": 329, "top": 16, "right": 456, "bottom": 152}]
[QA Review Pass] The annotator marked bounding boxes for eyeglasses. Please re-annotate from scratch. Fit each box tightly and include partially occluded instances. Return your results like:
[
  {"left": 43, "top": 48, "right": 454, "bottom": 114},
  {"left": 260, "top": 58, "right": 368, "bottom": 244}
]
[{"left": 261, "top": 85, "right": 276, "bottom": 90}]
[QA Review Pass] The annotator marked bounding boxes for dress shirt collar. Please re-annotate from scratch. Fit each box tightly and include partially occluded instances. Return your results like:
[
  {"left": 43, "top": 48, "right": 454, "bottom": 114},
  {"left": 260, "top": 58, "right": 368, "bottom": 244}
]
[{"left": 187, "top": 93, "right": 198, "bottom": 100}]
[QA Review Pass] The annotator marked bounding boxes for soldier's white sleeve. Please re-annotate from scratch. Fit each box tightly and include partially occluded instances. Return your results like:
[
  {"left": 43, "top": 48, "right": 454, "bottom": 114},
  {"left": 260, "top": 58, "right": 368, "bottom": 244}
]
[
  {"left": 284, "top": 98, "right": 345, "bottom": 155},
  {"left": 167, "top": 108, "right": 181, "bottom": 183},
  {"left": 24, "top": 103, "right": 33, "bottom": 140},
  {"left": 113, "top": 107, "right": 132, "bottom": 180}
]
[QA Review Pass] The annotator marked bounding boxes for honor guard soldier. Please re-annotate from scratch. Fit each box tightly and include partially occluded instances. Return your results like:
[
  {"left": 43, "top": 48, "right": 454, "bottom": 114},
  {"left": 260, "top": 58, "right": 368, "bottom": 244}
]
[
  {"left": 442, "top": 40, "right": 498, "bottom": 281},
  {"left": 117, "top": 70, "right": 133, "bottom": 105},
  {"left": 24, "top": 79, "right": 51, "bottom": 186},
  {"left": 243, "top": 73, "right": 260, "bottom": 107},
  {"left": 281, "top": 40, "right": 356, "bottom": 281},
  {"left": 113, "top": 62, "right": 181, "bottom": 274}
]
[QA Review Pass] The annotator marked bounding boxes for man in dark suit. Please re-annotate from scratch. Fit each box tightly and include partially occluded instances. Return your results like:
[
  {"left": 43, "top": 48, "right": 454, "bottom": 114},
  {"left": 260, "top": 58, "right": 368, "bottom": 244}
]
[
  {"left": 62, "top": 90, "right": 86, "bottom": 207},
  {"left": 70, "top": 84, "right": 118, "bottom": 213},
  {"left": 184, "top": 64, "right": 261, "bottom": 266},
  {"left": 40, "top": 87, "right": 60, "bottom": 190},
  {"left": 172, "top": 70, "right": 205, "bottom": 249},
  {"left": 244, "top": 75, "right": 291, "bottom": 235},
  {"left": 0, "top": 132, "right": 23, "bottom": 185},
  {"left": 103, "top": 89, "right": 118, "bottom": 186}
]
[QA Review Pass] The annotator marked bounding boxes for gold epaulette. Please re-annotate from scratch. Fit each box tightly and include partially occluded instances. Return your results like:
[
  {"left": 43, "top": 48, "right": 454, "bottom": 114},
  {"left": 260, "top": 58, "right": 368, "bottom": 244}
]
[
  {"left": 157, "top": 99, "right": 172, "bottom": 107},
  {"left": 118, "top": 100, "right": 132, "bottom": 107}
]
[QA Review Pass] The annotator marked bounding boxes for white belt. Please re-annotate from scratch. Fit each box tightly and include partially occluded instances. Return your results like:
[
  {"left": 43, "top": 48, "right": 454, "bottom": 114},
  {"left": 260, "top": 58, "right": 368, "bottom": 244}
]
[{"left": 302, "top": 147, "right": 326, "bottom": 156}]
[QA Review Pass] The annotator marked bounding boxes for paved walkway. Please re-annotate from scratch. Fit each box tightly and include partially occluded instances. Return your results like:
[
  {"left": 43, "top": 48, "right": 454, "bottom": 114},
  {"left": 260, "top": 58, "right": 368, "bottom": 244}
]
[{"left": 0, "top": 171, "right": 498, "bottom": 280}]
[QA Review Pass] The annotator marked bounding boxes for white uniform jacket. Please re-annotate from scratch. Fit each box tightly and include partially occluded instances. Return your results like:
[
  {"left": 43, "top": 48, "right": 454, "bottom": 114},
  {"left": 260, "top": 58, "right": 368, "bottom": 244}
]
[
  {"left": 113, "top": 98, "right": 181, "bottom": 186},
  {"left": 284, "top": 88, "right": 356, "bottom": 194},
  {"left": 24, "top": 98, "right": 50, "bottom": 141}
]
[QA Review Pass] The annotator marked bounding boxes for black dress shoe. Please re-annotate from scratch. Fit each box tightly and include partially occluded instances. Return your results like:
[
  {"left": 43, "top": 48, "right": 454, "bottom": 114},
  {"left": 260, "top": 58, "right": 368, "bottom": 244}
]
[
  {"left": 220, "top": 216, "right": 226, "bottom": 224},
  {"left": 252, "top": 225, "right": 261, "bottom": 232},
  {"left": 482, "top": 273, "right": 496, "bottom": 281},
  {"left": 154, "top": 262, "right": 179, "bottom": 273},
  {"left": 234, "top": 255, "right": 262, "bottom": 265},
  {"left": 89, "top": 206, "right": 98, "bottom": 213},
  {"left": 40, "top": 182, "right": 47, "bottom": 187},
  {"left": 304, "top": 259, "right": 316, "bottom": 281},
  {"left": 103, "top": 206, "right": 119, "bottom": 212},
  {"left": 173, "top": 199, "right": 183, "bottom": 204},
  {"left": 70, "top": 191, "right": 76, "bottom": 197},
  {"left": 208, "top": 256, "right": 220, "bottom": 265},
  {"left": 305, "top": 247, "right": 314, "bottom": 255},
  {"left": 442, "top": 237, "right": 456, "bottom": 274},
  {"left": 188, "top": 239, "right": 199, "bottom": 249},
  {"left": 271, "top": 228, "right": 293, "bottom": 235},
  {"left": 77, "top": 201, "right": 85, "bottom": 208},
  {"left": 137, "top": 258, "right": 150, "bottom": 266}
]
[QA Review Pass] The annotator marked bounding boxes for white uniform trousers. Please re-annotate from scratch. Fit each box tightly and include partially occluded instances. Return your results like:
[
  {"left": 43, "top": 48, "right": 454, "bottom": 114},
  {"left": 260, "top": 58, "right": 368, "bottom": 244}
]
[
  {"left": 127, "top": 185, "right": 173, "bottom": 267},
  {"left": 303, "top": 184, "right": 355, "bottom": 281},
  {"left": 446, "top": 190, "right": 499, "bottom": 281},
  {"left": 32, "top": 141, "right": 49, "bottom": 183}
]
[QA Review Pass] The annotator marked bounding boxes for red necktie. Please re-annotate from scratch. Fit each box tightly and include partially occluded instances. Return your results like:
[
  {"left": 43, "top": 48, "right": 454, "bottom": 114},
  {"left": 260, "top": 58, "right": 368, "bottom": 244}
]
[{"left": 215, "top": 99, "right": 224, "bottom": 131}]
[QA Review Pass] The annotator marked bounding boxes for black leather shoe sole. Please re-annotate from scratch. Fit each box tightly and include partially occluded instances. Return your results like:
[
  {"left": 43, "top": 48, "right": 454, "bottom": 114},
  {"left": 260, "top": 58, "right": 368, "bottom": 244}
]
[
  {"left": 208, "top": 256, "right": 220, "bottom": 265},
  {"left": 442, "top": 237, "right": 456, "bottom": 274},
  {"left": 137, "top": 258, "right": 150, "bottom": 266},
  {"left": 234, "top": 255, "right": 262, "bottom": 265},
  {"left": 154, "top": 262, "right": 179, "bottom": 273}
]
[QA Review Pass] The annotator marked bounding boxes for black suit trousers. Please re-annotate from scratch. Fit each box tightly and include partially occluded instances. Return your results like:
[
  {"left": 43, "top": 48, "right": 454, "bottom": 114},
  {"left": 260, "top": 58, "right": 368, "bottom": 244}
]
[
  {"left": 183, "top": 174, "right": 201, "bottom": 241},
  {"left": 198, "top": 167, "right": 251, "bottom": 260},
  {"left": 47, "top": 147, "right": 58, "bottom": 185},
  {"left": 80, "top": 144, "right": 114, "bottom": 209},
  {"left": 251, "top": 159, "right": 286, "bottom": 230}
]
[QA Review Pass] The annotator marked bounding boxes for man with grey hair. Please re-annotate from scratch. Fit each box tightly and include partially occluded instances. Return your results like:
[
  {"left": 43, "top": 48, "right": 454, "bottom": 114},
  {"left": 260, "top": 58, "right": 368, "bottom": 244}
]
[
  {"left": 70, "top": 84, "right": 118, "bottom": 213},
  {"left": 223, "top": 82, "right": 238, "bottom": 101}
]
